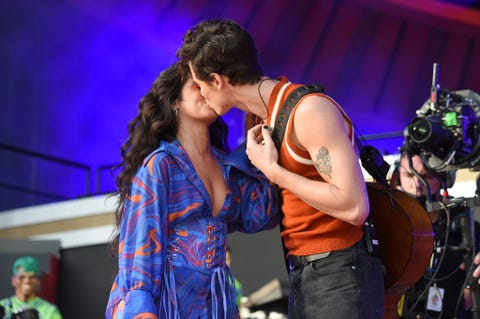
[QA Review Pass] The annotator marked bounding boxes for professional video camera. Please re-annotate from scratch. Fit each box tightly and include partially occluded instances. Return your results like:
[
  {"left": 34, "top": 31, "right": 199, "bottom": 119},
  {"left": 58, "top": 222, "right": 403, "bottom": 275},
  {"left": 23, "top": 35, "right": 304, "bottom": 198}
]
[
  {"left": 356, "top": 63, "right": 480, "bottom": 317},
  {"left": 400, "top": 63, "right": 480, "bottom": 318},
  {"left": 403, "top": 63, "right": 480, "bottom": 172}
]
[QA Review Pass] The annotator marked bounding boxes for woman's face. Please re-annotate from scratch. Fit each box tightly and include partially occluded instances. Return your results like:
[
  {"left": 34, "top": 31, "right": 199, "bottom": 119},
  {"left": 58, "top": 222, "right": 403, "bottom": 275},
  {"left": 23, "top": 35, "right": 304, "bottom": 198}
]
[{"left": 177, "top": 77, "right": 218, "bottom": 124}]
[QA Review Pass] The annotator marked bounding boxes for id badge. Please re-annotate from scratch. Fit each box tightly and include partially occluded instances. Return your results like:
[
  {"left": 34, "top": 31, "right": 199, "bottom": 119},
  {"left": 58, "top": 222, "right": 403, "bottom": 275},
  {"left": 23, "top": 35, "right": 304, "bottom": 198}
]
[{"left": 426, "top": 286, "right": 444, "bottom": 312}]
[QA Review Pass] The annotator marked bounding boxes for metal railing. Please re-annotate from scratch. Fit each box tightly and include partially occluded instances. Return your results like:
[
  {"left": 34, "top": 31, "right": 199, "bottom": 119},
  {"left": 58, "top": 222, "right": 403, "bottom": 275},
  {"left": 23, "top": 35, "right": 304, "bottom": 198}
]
[{"left": 0, "top": 143, "right": 117, "bottom": 211}]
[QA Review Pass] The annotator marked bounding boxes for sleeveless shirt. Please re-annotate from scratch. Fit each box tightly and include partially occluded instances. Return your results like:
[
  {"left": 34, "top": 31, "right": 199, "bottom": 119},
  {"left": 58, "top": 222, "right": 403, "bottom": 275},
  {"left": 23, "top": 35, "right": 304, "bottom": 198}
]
[{"left": 266, "top": 76, "right": 363, "bottom": 256}]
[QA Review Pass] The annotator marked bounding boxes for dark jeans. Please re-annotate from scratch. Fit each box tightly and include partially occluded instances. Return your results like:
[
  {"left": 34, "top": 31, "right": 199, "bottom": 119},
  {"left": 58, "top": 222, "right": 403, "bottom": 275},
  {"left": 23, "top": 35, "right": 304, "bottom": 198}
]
[{"left": 288, "top": 240, "right": 385, "bottom": 319}]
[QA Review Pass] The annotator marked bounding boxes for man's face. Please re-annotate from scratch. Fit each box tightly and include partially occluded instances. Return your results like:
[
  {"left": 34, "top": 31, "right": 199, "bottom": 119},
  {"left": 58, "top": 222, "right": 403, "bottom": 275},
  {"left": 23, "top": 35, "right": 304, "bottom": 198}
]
[
  {"left": 188, "top": 63, "right": 231, "bottom": 116},
  {"left": 398, "top": 155, "right": 442, "bottom": 198},
  {"left": 12, "top": 268, "right": 39, "bottom": 300}
]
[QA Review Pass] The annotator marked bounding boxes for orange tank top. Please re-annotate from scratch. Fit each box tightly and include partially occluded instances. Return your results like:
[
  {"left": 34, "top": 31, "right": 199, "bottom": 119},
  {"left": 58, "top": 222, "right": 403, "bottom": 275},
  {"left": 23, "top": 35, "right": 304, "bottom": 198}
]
[{"left": 266, "top": 76, "right": 363, "bottom": 256}]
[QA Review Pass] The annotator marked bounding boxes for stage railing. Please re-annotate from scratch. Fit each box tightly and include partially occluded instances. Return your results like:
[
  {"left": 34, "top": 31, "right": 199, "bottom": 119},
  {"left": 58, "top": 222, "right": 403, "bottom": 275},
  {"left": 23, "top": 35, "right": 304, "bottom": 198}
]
[{"left": 0, "top": 143, "right": 117, "bottom": 211}]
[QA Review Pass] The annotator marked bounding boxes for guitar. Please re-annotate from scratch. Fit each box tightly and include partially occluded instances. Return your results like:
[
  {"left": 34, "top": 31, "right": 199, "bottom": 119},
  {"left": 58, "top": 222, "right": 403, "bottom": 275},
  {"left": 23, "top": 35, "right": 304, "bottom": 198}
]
[{"left": 366, "top": 182, "right": 434, "bottom": 318}]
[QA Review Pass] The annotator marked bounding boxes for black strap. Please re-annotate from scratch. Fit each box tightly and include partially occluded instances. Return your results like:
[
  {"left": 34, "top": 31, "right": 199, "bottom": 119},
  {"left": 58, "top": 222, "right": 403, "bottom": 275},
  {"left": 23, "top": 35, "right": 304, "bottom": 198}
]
[
  {"left": 271, "top": 83, "right": 324, "bottom": 271},
  {"left": 272, "top": 84, "right": 325, "bottom": 150}
]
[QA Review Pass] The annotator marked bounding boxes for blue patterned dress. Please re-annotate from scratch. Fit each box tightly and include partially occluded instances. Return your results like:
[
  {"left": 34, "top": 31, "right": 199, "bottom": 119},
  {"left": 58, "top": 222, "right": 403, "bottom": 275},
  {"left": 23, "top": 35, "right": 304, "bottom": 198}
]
[{"left": 105, "top": 140, "right": 279, "bottom": 319}]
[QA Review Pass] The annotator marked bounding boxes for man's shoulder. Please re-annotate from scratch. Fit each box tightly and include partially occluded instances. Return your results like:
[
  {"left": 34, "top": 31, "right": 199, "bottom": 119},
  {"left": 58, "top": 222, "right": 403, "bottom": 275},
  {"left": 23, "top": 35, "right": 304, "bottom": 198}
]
[
  {"left": 33, "top": 297, "right": 62, "bottom": 318},
  {"left": 0, "top": 296, "right": 12, "bottom": 305},
  {"left": 34, "top": 296, "right": 58, "bottom": 307}
]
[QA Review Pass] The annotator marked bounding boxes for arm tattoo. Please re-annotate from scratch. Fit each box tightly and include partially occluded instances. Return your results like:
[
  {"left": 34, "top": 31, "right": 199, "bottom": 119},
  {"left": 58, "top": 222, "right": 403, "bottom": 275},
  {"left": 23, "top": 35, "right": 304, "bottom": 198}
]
[{"left": 314, "top": 146, "right": 332, "bottom": 179}]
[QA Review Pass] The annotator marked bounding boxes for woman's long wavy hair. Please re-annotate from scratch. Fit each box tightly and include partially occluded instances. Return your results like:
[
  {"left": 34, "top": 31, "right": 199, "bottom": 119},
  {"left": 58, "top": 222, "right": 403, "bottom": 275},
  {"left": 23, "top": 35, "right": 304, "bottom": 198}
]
[{"left": 110, "top": 61, "right": 229, "bottom": 254}]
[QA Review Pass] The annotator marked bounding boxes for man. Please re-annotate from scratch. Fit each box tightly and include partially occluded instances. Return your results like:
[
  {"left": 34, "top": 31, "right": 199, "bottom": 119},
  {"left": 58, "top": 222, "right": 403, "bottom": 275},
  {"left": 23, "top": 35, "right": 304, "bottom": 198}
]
[
  {"left": 0, "top": 256, "right": 62, "bottom": 319},
  {"left": 396, "top": 150, "right": 476, "bottom": 319},
  {"left": 178, "top": 19, "right": 384, "bottom": 319},
  {"left": 396, "top": 151, "right": 444, "bottom": 208}
]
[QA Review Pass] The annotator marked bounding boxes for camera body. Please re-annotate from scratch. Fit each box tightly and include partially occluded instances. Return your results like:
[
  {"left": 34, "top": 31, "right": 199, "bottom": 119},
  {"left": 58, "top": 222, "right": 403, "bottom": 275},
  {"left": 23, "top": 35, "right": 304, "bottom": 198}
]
[{"left": 404, "top": 88, "right": 480, "bottom": 172}]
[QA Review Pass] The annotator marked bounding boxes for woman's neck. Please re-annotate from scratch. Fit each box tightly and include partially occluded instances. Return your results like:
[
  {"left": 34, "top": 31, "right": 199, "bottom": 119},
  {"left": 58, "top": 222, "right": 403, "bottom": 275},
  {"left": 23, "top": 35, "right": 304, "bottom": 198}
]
[{"left": 177, "top": 127, "right": 211, "bottom": 157}]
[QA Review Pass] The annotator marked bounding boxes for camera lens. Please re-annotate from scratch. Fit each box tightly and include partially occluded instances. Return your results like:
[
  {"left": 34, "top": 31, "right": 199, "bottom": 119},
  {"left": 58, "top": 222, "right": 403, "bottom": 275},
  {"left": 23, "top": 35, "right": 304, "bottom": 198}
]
[
  {"left": 407, "top": 116, "right": 454, "bottom": 158},
  {"left": 410, "top": 118, "right": 431, "bottom": 143}
]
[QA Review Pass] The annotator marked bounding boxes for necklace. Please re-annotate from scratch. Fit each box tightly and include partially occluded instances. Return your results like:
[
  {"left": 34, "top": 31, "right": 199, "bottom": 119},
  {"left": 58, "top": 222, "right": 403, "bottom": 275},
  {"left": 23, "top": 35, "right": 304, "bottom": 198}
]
[{"left": 257, "top": 78, "right": 270, "bottom": 120}]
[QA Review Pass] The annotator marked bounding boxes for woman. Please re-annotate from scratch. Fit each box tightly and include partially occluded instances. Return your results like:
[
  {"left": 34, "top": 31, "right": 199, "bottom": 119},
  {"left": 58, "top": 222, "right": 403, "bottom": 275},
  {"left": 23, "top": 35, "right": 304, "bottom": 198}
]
[{"left": 105, "top": 61, "right": 279, "bottom": 319}]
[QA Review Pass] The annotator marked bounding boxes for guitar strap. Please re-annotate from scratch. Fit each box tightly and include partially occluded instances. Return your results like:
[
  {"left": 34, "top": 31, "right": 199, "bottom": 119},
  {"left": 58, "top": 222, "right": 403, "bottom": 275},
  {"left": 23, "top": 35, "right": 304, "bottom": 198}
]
[
  {"left": 272, "top": 84, "right": 324, "bottom": 271},
  {"left": 271, "top": 83, "right": 324, "bottom": 151}
]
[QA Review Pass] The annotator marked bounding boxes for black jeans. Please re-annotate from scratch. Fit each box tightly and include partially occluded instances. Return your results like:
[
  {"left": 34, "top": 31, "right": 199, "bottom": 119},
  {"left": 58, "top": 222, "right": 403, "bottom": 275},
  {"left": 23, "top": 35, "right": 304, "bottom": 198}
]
[{"left": 288, "top": 240, "right": 385, "bottom": 319}]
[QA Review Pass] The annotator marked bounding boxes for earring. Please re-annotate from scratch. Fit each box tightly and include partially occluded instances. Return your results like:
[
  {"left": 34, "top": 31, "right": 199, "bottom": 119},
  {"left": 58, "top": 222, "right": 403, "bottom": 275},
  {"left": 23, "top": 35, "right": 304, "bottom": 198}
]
[{"left": 175, "top": 108, "right": 179, "bottom": 116}]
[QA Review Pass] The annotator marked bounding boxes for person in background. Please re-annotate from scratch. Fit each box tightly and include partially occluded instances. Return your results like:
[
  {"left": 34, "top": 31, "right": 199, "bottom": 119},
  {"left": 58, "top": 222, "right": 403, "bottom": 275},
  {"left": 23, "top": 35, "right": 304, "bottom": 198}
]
[
  {"left": 177, "top": 18, "right": 384, "bottom": 319},
  {"left": 105, "top": 61, "right": 279, "bottom": 319},
  {"left": 396, "top": 150, "right": 479, "bottom": 319},
  {"left": 0, "top": 256, "right": 62, "bottom": 319}
]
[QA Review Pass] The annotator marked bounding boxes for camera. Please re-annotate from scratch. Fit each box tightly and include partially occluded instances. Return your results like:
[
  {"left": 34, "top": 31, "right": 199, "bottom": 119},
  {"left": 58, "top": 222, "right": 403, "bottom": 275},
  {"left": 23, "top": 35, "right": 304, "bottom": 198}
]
[
  {"left": 400, "top": 63, "right": 480, "bottom": 319},
  {"left": 403, "top": 64, "right": 480, "bottom": 172}
]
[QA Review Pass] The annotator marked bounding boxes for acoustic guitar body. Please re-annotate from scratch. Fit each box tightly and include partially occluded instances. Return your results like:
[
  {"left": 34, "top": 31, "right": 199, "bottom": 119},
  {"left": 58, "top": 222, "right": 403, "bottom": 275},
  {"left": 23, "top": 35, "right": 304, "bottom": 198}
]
[{"left": 367, "top": 182, "right": 434, "bottom": 319}]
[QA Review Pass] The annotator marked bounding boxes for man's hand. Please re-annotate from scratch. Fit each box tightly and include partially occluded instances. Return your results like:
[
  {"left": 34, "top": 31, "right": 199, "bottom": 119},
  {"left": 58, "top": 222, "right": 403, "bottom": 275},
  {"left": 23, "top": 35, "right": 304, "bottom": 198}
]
[
  {"left": 245, "top": 124, "right": 279, "bottom": 180},
  {"left": 460, "top": 252, "right": 480, "bottom": 285},
  {"left": 473, "top": 253, "right": 480, "bottom": 284}
]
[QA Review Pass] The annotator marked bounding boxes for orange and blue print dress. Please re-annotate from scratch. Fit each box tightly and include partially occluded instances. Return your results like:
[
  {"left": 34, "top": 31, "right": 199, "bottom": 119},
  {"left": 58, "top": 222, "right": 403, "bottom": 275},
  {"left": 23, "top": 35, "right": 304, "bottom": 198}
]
[{"left": 106, "top": 140, "right": 279, "bottom": 319}]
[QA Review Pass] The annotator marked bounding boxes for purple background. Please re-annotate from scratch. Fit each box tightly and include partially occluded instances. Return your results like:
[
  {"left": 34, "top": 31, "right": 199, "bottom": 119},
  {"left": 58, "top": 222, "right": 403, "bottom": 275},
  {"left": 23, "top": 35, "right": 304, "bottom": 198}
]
[{"left": 1, "top": 0, "right": 479, "bottom": 210}]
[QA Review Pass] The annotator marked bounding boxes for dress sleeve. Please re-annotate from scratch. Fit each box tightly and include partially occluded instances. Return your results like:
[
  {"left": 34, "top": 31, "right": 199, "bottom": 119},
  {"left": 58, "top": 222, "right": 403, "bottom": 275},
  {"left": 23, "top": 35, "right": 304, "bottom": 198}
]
[
  {"left": 224, "top": 143, "right": 280, "bottom": 233},
  {"left": 230, "top": 167, "right": 280, "bottom": 233},
  {"left": 106, "top": 154, "right": 169, "bottom": 319}
]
